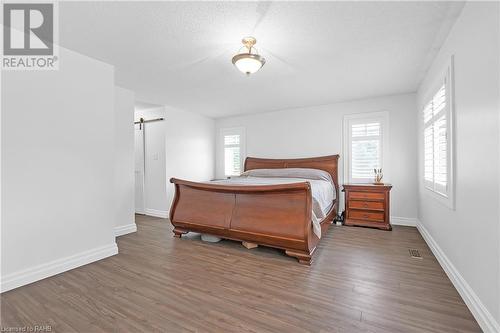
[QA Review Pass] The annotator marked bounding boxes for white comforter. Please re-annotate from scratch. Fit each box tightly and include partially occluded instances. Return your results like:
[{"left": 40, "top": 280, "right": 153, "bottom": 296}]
[{"left": 210, "top": 169, "right": 335, "bottom": 238}]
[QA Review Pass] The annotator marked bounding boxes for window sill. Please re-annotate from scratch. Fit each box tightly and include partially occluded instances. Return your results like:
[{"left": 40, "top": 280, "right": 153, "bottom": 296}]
[{"left": 424, "top": 185, "right": 455, "bottom": 210}]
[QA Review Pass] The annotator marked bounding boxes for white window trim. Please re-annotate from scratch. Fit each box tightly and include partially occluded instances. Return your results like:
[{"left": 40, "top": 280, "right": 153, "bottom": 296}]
[
  {"left": 420, "top": 56, "right": 455, "bottom": 210},
  {"left": 342, "top": 111, "right": 390, "bottom": 184},
  {"left": 219, "top": 127, "right": 246, "bottom": 178}
]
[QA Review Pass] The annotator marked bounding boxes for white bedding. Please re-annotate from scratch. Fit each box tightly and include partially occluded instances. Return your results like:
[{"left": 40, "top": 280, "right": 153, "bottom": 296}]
[{"left": 210, "top": 168, "right": 335, "bottom": 238}]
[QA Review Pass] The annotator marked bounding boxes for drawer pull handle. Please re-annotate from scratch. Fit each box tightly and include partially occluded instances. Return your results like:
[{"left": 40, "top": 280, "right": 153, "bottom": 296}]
[
  {"left": 363, "top": 214, "right": 369, "bottom": 218},
  {"left": 363, "top": 203, "right": 368, "bottom": 207}
]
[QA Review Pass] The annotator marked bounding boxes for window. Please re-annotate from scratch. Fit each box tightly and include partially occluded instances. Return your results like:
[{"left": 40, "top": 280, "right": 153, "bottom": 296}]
[
  {"left": 220, "top": 127, "right": 245, "bottom": 177},
  {"left": 422, "top": 60, "right": 454, "bottom": 206},
  {"left": 423, "top": 85, "right": 448, "bottom": 193},
  {"left": 351, "top": 122, "right": 381, "bottom": 180},
  {"left": 343, "top": 112, "right": 389, "bottom": 183}
]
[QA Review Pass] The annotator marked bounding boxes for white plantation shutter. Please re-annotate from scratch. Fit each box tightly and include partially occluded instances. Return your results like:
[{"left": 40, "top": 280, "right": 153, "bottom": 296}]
[
  {"left": 424, "top": 125, "right": 434, "bottom": 183},
  {"left": 221, "top": 128, "right": 245, "bottom": 177},
  {"left": 343, "top": 112, "right": 388, "bottom": 184},
  {"left": 350, "top": 122, "right": 381, "bottom": 180},
  {"left": 224, "top": 135, "right": 241, "bottom": 176},
  {"left": 423, "top": 84, "right": 449, "bottom": 195}
]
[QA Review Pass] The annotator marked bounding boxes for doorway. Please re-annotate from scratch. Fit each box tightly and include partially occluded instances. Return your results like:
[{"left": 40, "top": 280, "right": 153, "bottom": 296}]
[
  {"left": 134, "top": 123, "right": 145, "bottom": 214},
  {"left": 134, "top": 102, "right": 168, "bottom": 218}
]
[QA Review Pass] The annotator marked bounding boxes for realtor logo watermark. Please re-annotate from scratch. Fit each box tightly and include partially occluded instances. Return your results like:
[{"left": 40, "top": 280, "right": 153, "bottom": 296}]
[{"left": 1, "top": 1, "right": 59, "bottom": 70}]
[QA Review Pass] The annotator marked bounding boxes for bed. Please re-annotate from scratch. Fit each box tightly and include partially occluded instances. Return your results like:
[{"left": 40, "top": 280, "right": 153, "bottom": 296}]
[{"left": 169, "top": 155, "right": 339, "bottom": 265}]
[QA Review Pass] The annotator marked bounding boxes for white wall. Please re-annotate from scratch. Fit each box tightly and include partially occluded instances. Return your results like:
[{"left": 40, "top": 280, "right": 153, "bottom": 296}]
[
  {"left": 134, "top": 107, "right": 168, "bottom": 216},
  {"left": 134, "top": 106, "right": 215, "bottom": 217},
  {"left": 416, "top": 2, "right": 500, "bottom": 331},
  {"left": 1, "top": 47, "right": 117, "bottom": 292},
  {"left": 216, "top": 93, "right": 418, "bottom": 222},
  {"left": 498, "top": 2, "right": 500, "bottom": 323},
  {"left": 114, "top": 87, "right": 136, "bottom": 236},
  {"left": 165, "top": 107, "right": 215, "bottom": 213}
]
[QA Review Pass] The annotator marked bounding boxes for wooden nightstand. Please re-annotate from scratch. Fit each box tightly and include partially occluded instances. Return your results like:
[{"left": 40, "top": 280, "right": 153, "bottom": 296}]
[{"left": 342, "top": 184, "right": 392, "bottom": 230}]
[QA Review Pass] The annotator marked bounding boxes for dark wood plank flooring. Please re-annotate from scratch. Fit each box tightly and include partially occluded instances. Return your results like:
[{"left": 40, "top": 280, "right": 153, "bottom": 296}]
[{"left": 1, "top": 215, "right": 481, "bottom": 332}]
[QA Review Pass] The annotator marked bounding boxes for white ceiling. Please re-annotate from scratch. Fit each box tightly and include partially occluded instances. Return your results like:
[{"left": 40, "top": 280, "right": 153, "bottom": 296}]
[{"left": 60, "top": 1, "right": 464, "bottom": 118}]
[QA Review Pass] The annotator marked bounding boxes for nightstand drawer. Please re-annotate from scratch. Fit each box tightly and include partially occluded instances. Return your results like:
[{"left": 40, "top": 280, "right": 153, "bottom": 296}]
[
  {"left": 348, "top": 191, "right": 384, "bottom": 201},
  {"left": 348, "top": 210, "right": 384, "bottom": 222},
  {"left": 348, "top": 200, "right": 384, "bottom": 211}
]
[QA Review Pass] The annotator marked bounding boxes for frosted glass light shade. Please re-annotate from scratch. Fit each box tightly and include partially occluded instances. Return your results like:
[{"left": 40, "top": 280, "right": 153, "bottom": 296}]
[{"left": 232, "top": 53, "right": 265, "bottom": 75}]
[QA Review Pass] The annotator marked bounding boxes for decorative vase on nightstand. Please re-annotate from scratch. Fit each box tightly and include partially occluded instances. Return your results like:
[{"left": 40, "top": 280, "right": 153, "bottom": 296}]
[{"left": 374, "top": 168, "right": 383, "bottom": 185}]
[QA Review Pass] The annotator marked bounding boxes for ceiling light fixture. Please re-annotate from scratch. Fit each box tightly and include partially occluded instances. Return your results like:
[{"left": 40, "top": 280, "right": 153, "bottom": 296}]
[{"left": 232, "top": 37, "right": 266, "bottom": 75}]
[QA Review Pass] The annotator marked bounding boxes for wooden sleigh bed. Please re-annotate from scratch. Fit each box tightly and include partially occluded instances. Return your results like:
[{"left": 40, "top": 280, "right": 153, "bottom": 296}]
[{"left": 169, "top": 155, "right": 339, "bottom": 265}]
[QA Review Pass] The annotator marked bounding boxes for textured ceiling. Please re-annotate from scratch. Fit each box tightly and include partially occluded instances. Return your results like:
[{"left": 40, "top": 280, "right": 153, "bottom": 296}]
[{"left": 60, "top": 2, "right": 464, "bottom": 118}]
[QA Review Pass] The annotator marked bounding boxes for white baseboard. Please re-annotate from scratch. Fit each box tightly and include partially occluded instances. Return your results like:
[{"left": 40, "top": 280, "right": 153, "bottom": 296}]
[
  {"left": 417, "top": 220, "right": 500, "bottom": 333},
  {"left": 0, "top": 243, "right": 118, "bottom": 293},
  {"left": 114, "top": 223, "right": 137, "bottom": 237},
  {"left": 391, "top": 216, "right": 418, "bottom": 227},
  {"left": 145, "top": 208, "right": 168, "bottom": 219}
]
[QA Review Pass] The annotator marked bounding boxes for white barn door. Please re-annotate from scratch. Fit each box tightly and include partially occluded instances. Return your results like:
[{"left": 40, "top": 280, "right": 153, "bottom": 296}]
[{"left": 134, "top": 124, "right": 145, "bottom": 214}]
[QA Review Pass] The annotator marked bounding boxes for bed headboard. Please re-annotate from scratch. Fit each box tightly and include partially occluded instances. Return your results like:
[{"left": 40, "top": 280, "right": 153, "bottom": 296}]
[{"left": 244, "top": 155, "right": 340, "bottom": 198}]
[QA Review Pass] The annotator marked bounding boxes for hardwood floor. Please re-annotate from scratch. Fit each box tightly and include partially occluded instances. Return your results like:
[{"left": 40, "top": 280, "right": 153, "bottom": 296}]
[{"left": 1, "top": 215, "right": 481, "bottom": 332}]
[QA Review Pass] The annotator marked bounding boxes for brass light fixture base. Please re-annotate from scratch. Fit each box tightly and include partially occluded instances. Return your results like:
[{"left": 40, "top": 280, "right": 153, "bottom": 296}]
[{"left": 242, "top": 36, "right": 257, "bottom": 51}]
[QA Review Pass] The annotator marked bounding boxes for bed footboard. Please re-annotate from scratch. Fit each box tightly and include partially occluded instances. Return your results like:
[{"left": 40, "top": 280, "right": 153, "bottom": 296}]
[{"left": 169, "top": 178, "right": 320, "bottom": 263}]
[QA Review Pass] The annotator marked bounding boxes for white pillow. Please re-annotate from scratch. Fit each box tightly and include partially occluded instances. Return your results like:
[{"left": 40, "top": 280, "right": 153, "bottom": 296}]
[{"left": 241, "top": 168, "right": 333, "bottom": 183}]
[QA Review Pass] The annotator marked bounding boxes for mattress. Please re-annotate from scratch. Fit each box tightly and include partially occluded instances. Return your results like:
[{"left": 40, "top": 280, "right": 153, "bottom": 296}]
[{"left": 210, "top": 168, "right": 335, "bottom": 238}]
